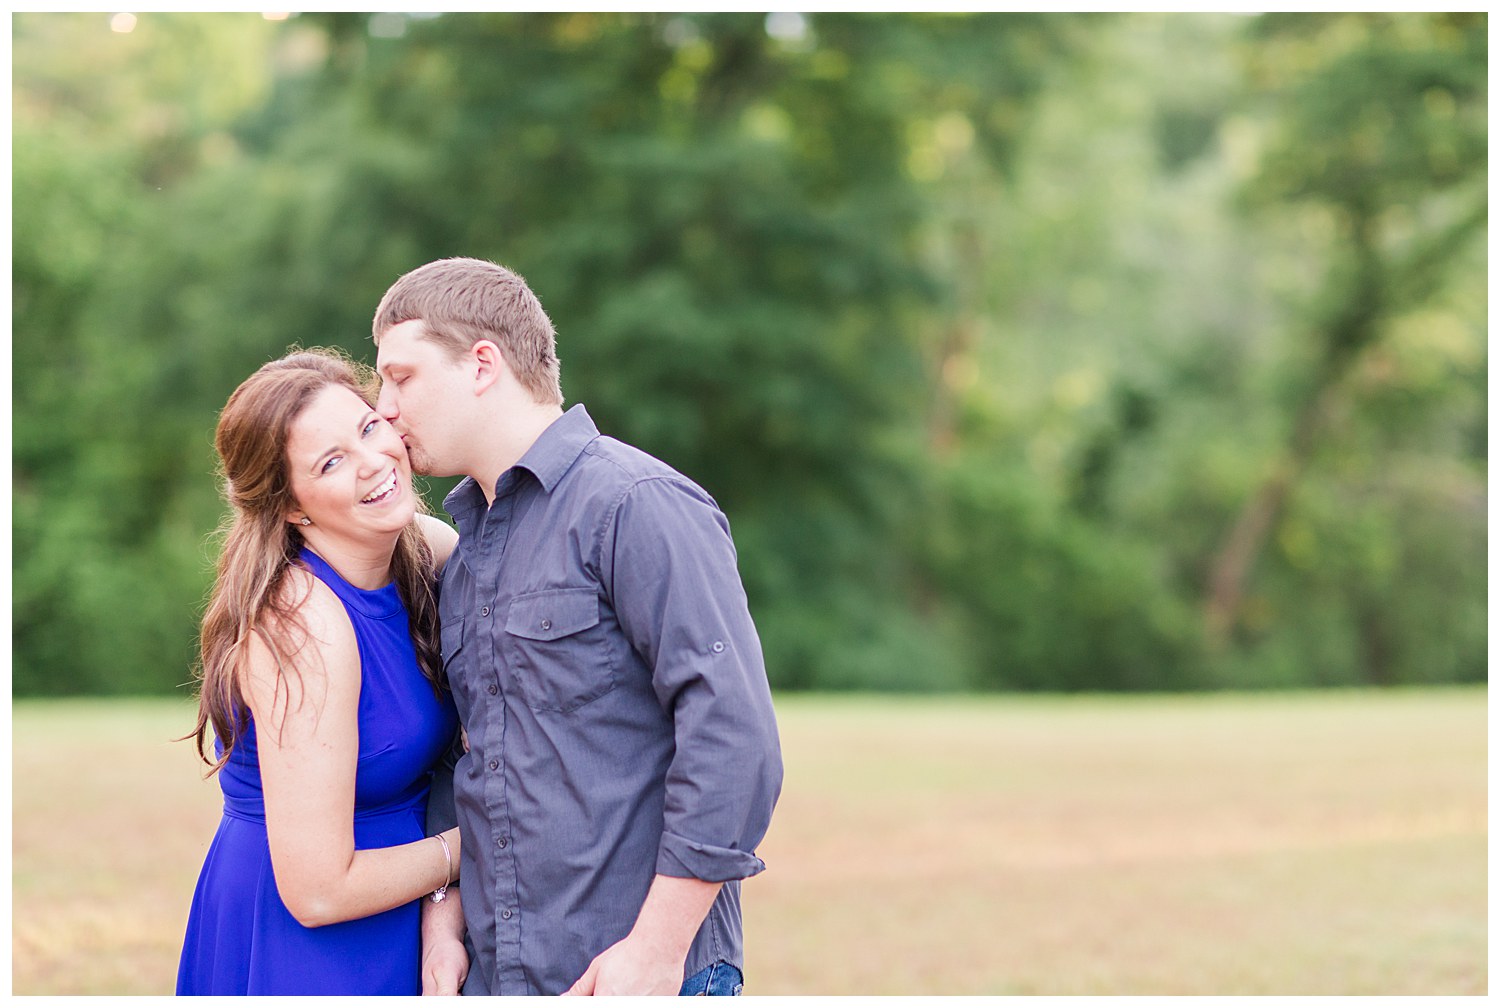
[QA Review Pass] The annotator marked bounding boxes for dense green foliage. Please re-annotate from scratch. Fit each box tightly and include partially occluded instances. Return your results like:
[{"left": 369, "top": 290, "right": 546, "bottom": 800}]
[{"left": 12, "top": 13, "right": 1486, "bottom": 696}]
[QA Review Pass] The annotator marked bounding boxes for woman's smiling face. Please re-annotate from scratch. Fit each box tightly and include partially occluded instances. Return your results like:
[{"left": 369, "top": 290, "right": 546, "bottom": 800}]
[{"left": 284, "top": 384, "right": 415, "bottom": 540}]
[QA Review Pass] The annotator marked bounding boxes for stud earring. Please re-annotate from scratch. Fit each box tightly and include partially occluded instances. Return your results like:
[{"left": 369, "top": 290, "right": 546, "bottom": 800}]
[{"left": 300, "top": 517, "right": 311, "bottom": 526}]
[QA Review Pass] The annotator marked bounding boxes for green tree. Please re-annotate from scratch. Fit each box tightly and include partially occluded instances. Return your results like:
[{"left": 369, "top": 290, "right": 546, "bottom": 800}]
[
  {"left": 150, "top": 12, "right": 1084, "bottom": 691},
  {"left": 1203, "top": 13, "right": 1486, "bottom": 674},
  {"left": 13, "top": 13, "right": 287, "bottom": 693},
  {"left": 12, "top": 13, "right": 1486, "bottom": 697}
]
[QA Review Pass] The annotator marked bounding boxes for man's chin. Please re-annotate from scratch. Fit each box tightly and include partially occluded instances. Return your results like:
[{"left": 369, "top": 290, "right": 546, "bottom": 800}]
[
  {"left": 403, "top": 448, "right": 435, "bottom": 477},
  {"left": 410, "top": 455, "right": 458, "bottom": 480}
]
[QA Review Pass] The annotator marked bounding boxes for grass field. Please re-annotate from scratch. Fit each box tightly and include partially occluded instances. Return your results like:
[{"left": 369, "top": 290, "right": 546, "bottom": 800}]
[{"left": 11, "top": 688, "right": 1487, "bottom": 995}]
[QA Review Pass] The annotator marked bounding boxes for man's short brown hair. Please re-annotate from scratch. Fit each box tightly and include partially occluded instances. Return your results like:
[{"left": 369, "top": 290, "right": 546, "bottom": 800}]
[{"left": 373, "top": 257, "right": 563, "bottom": 405}]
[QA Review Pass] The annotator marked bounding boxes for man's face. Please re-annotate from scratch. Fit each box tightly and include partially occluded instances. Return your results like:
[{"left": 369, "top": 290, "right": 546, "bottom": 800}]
[{"left": 375, "top": 319, "right": 472, "bottom": 478}]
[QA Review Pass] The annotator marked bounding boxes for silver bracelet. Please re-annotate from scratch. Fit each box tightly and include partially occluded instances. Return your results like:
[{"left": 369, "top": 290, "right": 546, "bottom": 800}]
[{"left": 431, "top": 832, "right": 452, "bottom": 904}]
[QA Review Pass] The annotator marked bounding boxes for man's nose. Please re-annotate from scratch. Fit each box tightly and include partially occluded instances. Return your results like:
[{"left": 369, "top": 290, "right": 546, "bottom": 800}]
[{"left": 376, "top": 383, "right": 398, "bottom": 421}]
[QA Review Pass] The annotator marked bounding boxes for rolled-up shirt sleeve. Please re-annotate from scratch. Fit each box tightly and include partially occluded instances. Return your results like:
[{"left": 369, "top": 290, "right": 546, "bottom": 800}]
[{"left": 600, "top": 476, "right": 784, "bottom": 884}]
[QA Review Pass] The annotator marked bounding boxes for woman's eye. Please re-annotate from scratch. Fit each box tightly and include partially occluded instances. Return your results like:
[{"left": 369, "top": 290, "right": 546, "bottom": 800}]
[
  {"left": 321, "top": 455, "right": 342, "bottom": 474},
  {"left": 363, "top": 419, "right": 379, "bottom": 437}
]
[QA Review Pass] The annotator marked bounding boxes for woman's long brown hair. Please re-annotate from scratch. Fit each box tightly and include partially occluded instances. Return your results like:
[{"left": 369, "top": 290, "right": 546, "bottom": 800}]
[{"left": 187, "top": 348, "right": 444, "bottom": 774}]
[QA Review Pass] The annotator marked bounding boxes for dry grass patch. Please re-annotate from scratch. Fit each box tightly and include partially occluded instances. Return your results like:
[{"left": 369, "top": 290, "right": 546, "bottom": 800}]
[
  {"left": 13, "top": 698, "right": 223, "bottom": 995},
  {"left": 742, "top": 689, "right": 1486, "bottom": 995},
  {"left": 11, "top": 688, "right": 1486, "bottom": 995}
]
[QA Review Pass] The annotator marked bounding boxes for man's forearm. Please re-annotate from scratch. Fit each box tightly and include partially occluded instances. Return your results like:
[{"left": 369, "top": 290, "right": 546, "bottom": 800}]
[
  {"left": 628, "top": 874, "right": 723, "bottom": 960},
  {"left": 423, "top": 887, "right": 466, "bottom": 942}
]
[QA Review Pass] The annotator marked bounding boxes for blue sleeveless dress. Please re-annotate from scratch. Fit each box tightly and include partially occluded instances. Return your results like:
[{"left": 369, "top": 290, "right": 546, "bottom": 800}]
[{"left": 176, "top": 547, "right": 459, "bottom": 995}]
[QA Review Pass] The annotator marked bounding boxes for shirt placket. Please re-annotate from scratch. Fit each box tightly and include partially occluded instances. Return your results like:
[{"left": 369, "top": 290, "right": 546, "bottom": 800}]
[{"left": 478, "top": 479, "right": 528, "bottom": 995}]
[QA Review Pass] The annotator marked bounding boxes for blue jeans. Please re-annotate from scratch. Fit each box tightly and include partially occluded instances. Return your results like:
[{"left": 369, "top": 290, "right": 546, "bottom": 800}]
[{"left": 679, "top": 961, "right": 744, "bottom": 996}]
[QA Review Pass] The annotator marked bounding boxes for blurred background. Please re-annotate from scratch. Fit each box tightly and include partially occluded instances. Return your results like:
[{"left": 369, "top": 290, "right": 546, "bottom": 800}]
[
  {"left": 11, "top": 12, "right": 1489, "bottom": 996},
  {"left": 12, "top": 11, "right": 1487, "bottom": 701}
]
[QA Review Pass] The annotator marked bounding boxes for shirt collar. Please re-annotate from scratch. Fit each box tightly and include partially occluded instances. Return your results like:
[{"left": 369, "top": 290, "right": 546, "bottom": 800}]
[
  {"left": 443, "top": 404, "right": 598, "bottom": 523},
  {"left": 513, "top": 403, "right": 598, "bottom": 494}
]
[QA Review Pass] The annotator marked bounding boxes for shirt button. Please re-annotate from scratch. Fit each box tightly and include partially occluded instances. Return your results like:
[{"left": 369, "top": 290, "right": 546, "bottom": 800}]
[
  {"left": 480, "top": 605, "right": 490, "bottom": 617},
  {"left": 540, "top": 619, "right": 552, "bottom": 631},
  {"left": 501, "top": 908, "right": 513, "bottom": 920},
  {"left": 488, "top": 759, "right": 499, "bottom": 771},
  {"left": 487, "top": 682, "right": 498, "bottom": 695},
  {"left": 712, "top": 641, "right": 726, "bottom": 654},
  {"left": 497, "top": 837, "right": 509, "bottom": 849}
]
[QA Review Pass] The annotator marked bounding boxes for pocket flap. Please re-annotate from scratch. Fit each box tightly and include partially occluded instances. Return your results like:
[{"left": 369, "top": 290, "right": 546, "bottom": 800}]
[{"left": 506, "top": 588, "right": 599, "bottom": 642}]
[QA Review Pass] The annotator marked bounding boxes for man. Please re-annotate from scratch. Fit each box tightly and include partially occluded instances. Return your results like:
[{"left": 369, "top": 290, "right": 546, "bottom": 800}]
[{"left": 371, "top": 257, "right": 783, "bottom": 996}]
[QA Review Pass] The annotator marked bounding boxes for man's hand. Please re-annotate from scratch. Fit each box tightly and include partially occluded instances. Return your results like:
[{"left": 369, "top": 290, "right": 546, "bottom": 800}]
[
  {"left": 562, "top": 933, "right": 682, "bottom": 996},
  {"left": 562, "top": 874, "right": 723, "bottom": 996}
]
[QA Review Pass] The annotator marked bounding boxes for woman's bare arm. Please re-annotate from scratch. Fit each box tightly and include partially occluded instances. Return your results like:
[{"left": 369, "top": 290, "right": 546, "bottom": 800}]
[{"left": 243, "top": 570, "right": 459, "bottom": 927}]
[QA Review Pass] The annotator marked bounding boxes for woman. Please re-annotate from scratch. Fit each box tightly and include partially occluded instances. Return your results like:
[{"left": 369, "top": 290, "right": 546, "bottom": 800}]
[{"left": 177, "top": 348, "right": 463, "bottom": 995}]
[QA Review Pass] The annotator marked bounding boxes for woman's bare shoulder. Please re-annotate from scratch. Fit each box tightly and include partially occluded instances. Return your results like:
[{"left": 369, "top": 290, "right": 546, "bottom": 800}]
[
  {"left": 416, "top": 513, "right": 459, "bottom": 572},
  {"left": 242, "top": 564, "right": 360, "bottom": 718}
]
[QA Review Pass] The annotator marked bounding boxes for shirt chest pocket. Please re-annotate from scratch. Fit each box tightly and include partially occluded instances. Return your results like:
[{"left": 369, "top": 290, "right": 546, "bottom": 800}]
[{"left": 503, "top": 587, "right": 616, "bottom": 713}]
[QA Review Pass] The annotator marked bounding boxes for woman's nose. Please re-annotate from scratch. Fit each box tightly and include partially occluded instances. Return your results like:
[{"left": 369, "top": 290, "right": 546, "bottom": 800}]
[{"left": 356, "top": 443, "right": 387, "bottom": 477}]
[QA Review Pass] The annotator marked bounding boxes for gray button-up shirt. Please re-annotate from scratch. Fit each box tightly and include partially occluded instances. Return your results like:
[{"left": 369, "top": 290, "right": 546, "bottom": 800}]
[{"left": 430, "top": 404, "right": 783, "bottom": 996}]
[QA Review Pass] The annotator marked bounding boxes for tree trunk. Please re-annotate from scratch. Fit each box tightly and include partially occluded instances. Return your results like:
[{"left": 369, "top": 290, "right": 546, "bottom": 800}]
[
  {"left": 1203, "top": 383, "right": 1333, "bottom": 650},
  {"left": 926, "top": 219, "right": 985, "bottom": 458}
]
